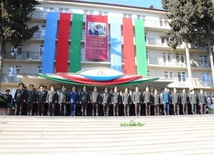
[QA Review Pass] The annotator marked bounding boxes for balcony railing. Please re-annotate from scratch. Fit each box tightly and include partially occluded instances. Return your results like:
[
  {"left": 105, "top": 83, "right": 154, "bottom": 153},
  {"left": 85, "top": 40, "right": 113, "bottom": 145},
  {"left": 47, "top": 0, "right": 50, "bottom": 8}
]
[
  {"left": 169, "top": 78, "right": 213, "bottom": 88},
  {"left": 2, "top": 74, "right": 21, "bottom": 83},
  {"left": 32, "top": 31, "right": 45, "bottom": 39},
  {"left": 32, "top": 11, "right": 48, "bottom": 19},
  {"left": 4, "top": 51, "right": 43, "bottom": 61},
  {"left": 144, "top": 19, "right": 170, "bottom": 28},
  {"left": 190, "top": 60, "right": 211, "bottom": 68},
  {"left": 148, "top": 57, "right": 186, "bottom": 67}
]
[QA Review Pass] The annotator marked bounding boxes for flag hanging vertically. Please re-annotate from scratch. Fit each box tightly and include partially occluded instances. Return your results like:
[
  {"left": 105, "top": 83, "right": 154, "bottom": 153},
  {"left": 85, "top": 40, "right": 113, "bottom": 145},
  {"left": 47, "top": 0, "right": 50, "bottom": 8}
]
[{"left": 85, "top": 15, "right": 108, "bottom": 60}]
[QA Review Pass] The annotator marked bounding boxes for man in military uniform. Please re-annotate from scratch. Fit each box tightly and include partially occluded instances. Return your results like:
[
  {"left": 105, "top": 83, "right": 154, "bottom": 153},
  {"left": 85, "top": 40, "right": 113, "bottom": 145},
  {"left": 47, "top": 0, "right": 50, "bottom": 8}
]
[
  {"left": 180, "top": 89, "right": 189, "bottom": 115},
  {"left": 101, "top": 87, "right": 111, "bottom": 116},
  {"left": 58, "top": 85, "right": 69, "bottom": 116},
  {"left": 80, "top": 86, "right": 90, "bottom": 116},
  {"left": 111, "top": 86, "right": 120, "bottom": 116},
  {"left": 198, "top": 89, "right": 206, "bottom": 114},
  {"left": 14, "top": 83, "right": 26, "bottom": 115},
  {"left": 4, "top": 89, "right": 13, "bottom": 109},
  {"left": 122, "top": 88, "right": 130, "bottom": 116},
  {"left": 171, "top": 88, "right": 180, "bottom": 115},
  {"left": 189, "top": 89, "right": 198, "bottom": 114},
  {"left": 91, "top": 87, "right": 101, "bottom": 116},
  {"left": 46, "top": 85, "right": 58, "bottom": 116},
  {"left": 143, "top": 86, "right": 151, "bottom": 116},
  {"left": 133, "top": 86, "right": 142, "bottom": 116},
  {"left": 153, "top": 89, "right": 160, "bottom": 115},
  {"left": 27, "top": 84, "right": 37, "bottom": 116},
  {"left": 36, "top": 85, "right": 47, "bottom": 116}
]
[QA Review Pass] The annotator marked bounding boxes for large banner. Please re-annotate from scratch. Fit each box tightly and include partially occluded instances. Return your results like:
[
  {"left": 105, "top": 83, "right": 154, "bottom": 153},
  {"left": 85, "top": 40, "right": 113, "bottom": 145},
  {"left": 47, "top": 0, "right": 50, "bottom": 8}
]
[{"left": 85, "top": 15, "right": 108, "bottom": 60}]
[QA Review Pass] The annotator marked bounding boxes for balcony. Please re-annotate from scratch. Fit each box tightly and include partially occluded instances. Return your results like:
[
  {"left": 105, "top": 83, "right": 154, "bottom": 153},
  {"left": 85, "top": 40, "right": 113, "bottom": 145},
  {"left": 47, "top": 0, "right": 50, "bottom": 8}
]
[
  {"left": 2, "top": 74, "right": 21, "bottom": 83},
  {"left": 32, "top": 31, "right": 45, "bottom": 39},
  {"left": 146, "top": 38, "right": 168, "bottom": 47},
  {"left": 190, "top": 60, "right": 211, "bottom": 68},
  {"left": 169, "top": 78, "right": 213, "bottom": 88},
  {"left": 4, "top": 51, "right": 42, "bottom": 61},
  {"left": 144, "top": 19, "right": 170, "bottom": 29},
  {"left": 148, "top": 57, "right": 186, "bottom": 67},
  {"left": 31, "top": 11, "right": 47, "bottom": 19}
]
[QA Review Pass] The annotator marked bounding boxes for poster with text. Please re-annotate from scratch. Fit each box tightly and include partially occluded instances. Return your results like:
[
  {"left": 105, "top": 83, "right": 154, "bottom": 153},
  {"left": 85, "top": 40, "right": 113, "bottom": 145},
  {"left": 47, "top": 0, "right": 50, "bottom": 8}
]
[{"left": 85, "top": 15, "right": 108, "bottom": 60}]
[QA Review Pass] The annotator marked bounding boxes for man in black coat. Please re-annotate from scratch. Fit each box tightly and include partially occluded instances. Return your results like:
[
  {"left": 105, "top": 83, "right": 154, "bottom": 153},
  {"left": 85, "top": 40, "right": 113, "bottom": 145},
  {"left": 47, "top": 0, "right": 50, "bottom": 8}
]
[
  {"left": 133, "top": 86, "right": 142, "bottom": 116},
  {"left": 36, "top": 85, "right": 47, "bottom": 116},
  {"left": 27, "top": 84, "right": 37, "bottom": 116},
  {"left": 14, "top": 83, "right": 26, "bottom": 115},
  {"left": 80, "top": 86, "right": 90, "bottom": 116}
]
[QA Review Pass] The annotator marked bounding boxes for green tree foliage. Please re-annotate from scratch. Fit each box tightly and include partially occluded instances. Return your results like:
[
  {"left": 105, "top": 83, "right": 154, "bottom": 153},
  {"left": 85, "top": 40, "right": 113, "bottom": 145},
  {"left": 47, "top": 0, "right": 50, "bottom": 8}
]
[
  {"left": 161, "top": 0, "right": 214, "bottom": 49},
  {"left": 0, "top": 0, "right": 39, "bottom": 87},
  {"left": 0, "top": 0, "right": 39, "bottom": 47}
]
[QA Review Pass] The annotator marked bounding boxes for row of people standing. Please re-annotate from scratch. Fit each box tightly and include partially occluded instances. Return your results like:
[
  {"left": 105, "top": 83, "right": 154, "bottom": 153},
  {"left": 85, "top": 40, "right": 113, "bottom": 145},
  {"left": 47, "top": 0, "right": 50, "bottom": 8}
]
[{"left": 12, "top": 83, "right": 214, "bottom": 116}]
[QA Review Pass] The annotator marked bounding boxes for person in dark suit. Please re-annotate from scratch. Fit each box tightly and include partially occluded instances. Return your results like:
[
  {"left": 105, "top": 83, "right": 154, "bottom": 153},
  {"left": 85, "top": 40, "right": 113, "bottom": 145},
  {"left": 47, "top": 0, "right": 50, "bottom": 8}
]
[
  {"left": 133, "top": 86, "right": 142, "bottom": 116},
  {"left": 198, "top": 89, "right": 206, "bottom": 114},
  {"left": 36, "top": 85, "right": 47, "bottom": 116},
  {"left": 153, "top": 89, "right": 160, "bottom": 115},
  {"left": 101, "top": 87, "right": 111, "bottom": 116},
  {"left": 171, "top": 88, "right": 180, "bottom": 115},
  {"left": 14, "top": 83, "right": 26, "bottom": 115},
  {"left": 91, "top": 87, "right": 100, "bottom": 116},
  {"left": 143, "top": 86, "right": 152, "bottom": 116},
  {"left": 88, "top": 24, "right": 99, "bottom": 36},
  {"left": 46, "top": 85, "right": 58, "bottom": 116},
  {"left": 111, "top": 86, "right": 120, "bottom": 116},
  {"left": 80, "top": 86, "right": 90, "bottom": 116},
  {"left": 189, "top": 89, "right": 198, "bottom": 114},
  {"left": 122, "top": 88, "right": 130, "bottom": 116},
  {"left": 180, "top": 89, "right": 189, "bottom": 115},
  {"left": 4, "top": 89, "right": 13, "bottom": 109},
  {"left": 27, "top": 84, "right": 37, "bottom": 116},
  {"left": 58, "top": 85, "right": 69, "bottom": 116}
]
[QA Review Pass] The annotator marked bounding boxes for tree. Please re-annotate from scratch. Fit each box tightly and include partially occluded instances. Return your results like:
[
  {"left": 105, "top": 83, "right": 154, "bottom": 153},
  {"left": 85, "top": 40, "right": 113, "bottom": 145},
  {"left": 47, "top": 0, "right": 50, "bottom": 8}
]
[
  {"left": 161, "top": 0, "right": 214, "bottom": 88},
  {"left": 0, "top": 0, "right": 39, "bottom": 89}
]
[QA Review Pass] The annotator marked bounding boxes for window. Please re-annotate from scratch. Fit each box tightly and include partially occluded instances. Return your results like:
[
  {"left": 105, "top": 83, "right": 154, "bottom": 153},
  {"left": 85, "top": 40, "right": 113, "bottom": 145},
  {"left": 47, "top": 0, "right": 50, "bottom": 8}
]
[
  {"left": 146, "top": 51, "right": 148, "bottom": 60},
  {"left": 178, "top": 72, "right": 186, "bottom": 82},
  {"left": 17, "top": 46, "right": 22, "bottom": 55},
  {"left": 159, "top": 18, "right": 168, "bottom": 27},
  {"left": 15, "top": 65, "right": 21, "bottom": 74},
  {"left": 99, "top": 11, "right": 108, "bottom": 16},
  {"left": 123, "top": 13, "right": 132, "bottom": 18},
  {"left": 199, "top": 55, "right": 208, "bottom": 67},
  {"left": 58, "top": 8, "right": 70, "bottom": 13},
  {"left": 38, "top": 66, "right": 42, "bottom": 73},
  {"left": 202, "top": 72, "right": 210, "bottom": 83},
  {"left": 164, "top": 71, "right": 173, "bottom": 79},
  {"left": 163, "top": 53, "right": 171, "bottom": 64},
  {"left": 137, "top": 15, "right": 145, "bottom": 20},
  {"left": 176, "top": 53, "right": 185, "bottom": 65},
  {"left": 147, "top": 70, "right": 150, "bottom": 77},
  {"left": 84, "top": 10, "right": 93, "bottom": 15},
  {"left": 39, "top": 45, "right": 43, "bottom": 55},
  {"left": 43, "top": 7, "right": 54, "bottom": 12}
]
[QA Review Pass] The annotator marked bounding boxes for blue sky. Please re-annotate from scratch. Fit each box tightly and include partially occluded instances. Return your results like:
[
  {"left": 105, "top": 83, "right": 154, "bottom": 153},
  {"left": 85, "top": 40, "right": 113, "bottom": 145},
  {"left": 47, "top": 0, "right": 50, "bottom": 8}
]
[{"left": 79, "top": 0, "right": 163, "bottom": 10}]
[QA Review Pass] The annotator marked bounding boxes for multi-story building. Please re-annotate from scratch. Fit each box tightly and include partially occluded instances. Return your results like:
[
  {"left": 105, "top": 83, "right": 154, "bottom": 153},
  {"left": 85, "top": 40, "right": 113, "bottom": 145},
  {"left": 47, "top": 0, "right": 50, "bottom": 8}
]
[{"left": 1, "top": 0, "right": 213, "bottom": 94}]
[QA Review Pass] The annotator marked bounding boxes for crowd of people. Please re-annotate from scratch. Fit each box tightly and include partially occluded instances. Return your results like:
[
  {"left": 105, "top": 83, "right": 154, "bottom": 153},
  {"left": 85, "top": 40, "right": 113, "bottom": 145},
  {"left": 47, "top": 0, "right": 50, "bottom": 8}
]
[{"left": 1, "top": 82, "right": 214, "bottom": 116}]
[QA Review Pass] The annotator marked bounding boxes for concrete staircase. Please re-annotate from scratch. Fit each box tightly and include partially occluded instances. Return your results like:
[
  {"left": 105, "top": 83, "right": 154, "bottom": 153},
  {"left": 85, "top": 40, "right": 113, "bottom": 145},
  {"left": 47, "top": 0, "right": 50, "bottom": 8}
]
[{"left": 0, "top": 115, "right": 214, "bottom": 155}]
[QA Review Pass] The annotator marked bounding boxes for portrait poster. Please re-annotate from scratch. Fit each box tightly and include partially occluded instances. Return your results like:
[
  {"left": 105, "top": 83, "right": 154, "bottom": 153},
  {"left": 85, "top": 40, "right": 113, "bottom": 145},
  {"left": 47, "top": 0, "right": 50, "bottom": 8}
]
[{"left": 85, "top": 15, "right": 108, "bottom": 60}]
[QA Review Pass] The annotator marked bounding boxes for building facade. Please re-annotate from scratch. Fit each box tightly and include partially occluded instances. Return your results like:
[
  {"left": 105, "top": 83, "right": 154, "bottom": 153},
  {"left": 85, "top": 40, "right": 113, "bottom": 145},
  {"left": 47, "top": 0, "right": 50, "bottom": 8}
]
[{"left": 1, "top": 0, "right": 213, "bottom": 94}]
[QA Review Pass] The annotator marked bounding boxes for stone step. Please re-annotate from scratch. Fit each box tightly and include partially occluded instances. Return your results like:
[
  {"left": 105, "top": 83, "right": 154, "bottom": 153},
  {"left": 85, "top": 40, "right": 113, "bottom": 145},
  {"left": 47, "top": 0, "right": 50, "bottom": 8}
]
[{"left": 0, "top": 115, "right": 213, "bottom": 155}]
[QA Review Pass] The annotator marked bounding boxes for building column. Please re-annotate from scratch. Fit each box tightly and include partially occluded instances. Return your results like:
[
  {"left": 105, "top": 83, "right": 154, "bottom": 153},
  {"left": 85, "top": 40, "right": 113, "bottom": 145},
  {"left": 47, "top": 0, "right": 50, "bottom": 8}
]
[{"left": 185, "top": 43, "right": 193, "bottom": 89}]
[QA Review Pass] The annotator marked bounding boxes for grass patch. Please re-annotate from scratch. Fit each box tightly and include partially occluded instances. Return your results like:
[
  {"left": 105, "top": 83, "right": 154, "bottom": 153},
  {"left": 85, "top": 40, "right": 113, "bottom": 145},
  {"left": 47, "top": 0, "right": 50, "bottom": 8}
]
[{"left": 120, "top": 120, "right": 144, "bottom": 127}]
